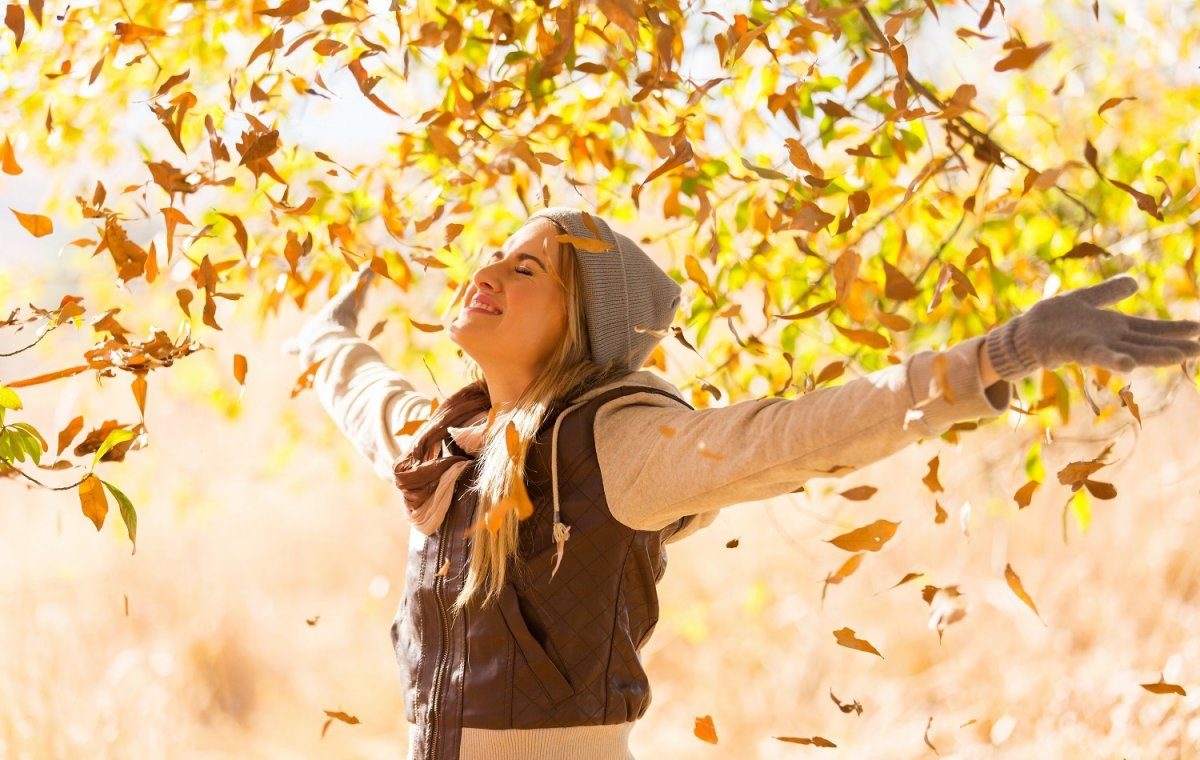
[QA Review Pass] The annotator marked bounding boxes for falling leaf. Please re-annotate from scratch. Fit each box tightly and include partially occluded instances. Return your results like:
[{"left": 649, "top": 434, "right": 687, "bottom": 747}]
[
  {"left": 1, "top": 135, "right": 21, "bottom": 174},
  {"left": 833, "top": 627, "right": 883, "bottom": 658},
  {"left": 822, "top": 553, "right": 864, "bottom": 602},
  {"left": 102, "top": 479, "right": 137, "bottom": 553},
  {"left": 1014, "top": 480, "right": 1040, "bottom": 508},
  {"left": 1140, "top": 674, "right": 1187, "bottom": 696},
  {"left": 693, "top": 714, "right": 718, "bottom": 743},
  {"left": 826, "top": 519, "right": 899, "bottom": 552},
  {"left": 1004, "top": 563, "right": 1043, "bottom": 621},
  {"left": 233, "top": 353, "right": 248, "bottom": 385},
  {"left": 877, "top": 572, "right": 923, "bottom": 595},
  {"left": 922, "top": 456, "right": 943, "bottom": 493},
  {"left": 994, "top": 41, "right": 1052, "bottom": 72},
  {"left": 1097, "top": 96, "right": 1136, "bottom": 116},
  {"left": 725, "top": 538, "right": 739, "bottom": 548},
  {"left": 1117, "top": 384, "right": 1141, "bottom": 425},
  {"left": 11, "top": 208, "right": 52, "bottom": 237},
  {"left": 840, "top": 482, "right": 878, "bottom": 501},
  {"left": 830, "top": 689, "right": 863, "bottom": 715},
  {"left": 320, "top": 708, "right": 360, "bottom": 738},
  {"left": 775, "top": 735, "right": 837, "bottom": 746}
]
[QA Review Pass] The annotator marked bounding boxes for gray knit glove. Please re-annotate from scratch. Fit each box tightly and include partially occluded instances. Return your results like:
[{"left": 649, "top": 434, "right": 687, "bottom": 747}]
[
  {"left": 984, "top": 274, "right": 1200, "bottom": 381},
  {"left": 281, "top": 266, "right": 376, "bottom": 357}
]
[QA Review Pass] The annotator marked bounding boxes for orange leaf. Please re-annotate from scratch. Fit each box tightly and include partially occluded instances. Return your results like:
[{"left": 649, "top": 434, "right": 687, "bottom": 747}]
[
  {"left": 1014, "top": 480, "right": 1040, "bottom": 508},
  {"left": 994, "top": 41, "right": 1052, "bottom": 72},
  {"left": 693, "top": 714, "right": 718, "bottom": 744},
  {"left": 1004, "top": 563, "right": 1043, "bottom": 621},
  {"left": 233, "top": 353, "right": 248, "bottom": 385},
  {"left": 826, "top": 519, "right": 899, "bottom": 552},
  {"left": 1140, "top": 674, "right": 1187, "bottom": 696},
  {"left": 79, "top": 474, "right": 109, "bottom": 531},
  {"left": 11, "top": 208, "right": 52, "bottom": 237},
  {"left": 131, "top": 371, "right": 147, "bottom": 417},
  {"left": 833, "top": 626, "right": 883, "bottom": 658},
  {"left": 1, "top": 135, "right": 21, "bottom": 174}
]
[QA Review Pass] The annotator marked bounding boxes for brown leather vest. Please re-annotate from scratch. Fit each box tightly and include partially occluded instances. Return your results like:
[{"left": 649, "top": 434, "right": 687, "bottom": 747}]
[{"left": 390, "top": 384, "right": 694, "bottom": 760}]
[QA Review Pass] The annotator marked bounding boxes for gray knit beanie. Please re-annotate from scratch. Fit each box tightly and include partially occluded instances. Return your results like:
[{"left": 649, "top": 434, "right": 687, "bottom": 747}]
[{"left": 522, "top": 207, "right": 682, "bottom": 373}]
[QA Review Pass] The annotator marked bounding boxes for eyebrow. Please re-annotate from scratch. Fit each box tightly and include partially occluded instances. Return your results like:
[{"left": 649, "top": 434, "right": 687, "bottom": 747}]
[{"left": 490, "top": 250, "right": 548, "bottom": 272}]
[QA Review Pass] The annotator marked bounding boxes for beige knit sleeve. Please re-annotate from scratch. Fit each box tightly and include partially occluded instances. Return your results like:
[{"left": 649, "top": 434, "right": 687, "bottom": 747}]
[
  {"left": 593, "top": 334, "right": 1013, "bottom": 533},
  {"left": 293, "top": 319, "right": 434, "bottom": 483}
]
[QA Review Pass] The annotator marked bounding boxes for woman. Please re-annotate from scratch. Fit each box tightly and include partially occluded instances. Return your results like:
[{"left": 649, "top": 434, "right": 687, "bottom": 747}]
[{"left": 287, "top": 207, "right": 1200, "bottom": 760}]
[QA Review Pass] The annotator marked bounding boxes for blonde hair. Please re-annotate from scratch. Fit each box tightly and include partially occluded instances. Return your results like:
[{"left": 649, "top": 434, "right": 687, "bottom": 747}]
[{"left": 449, "top": 220, "right": 631, "bottom": 614}]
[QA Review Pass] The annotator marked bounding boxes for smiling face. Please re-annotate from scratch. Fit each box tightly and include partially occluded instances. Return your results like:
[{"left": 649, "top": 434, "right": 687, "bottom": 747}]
[{"left": 448, "top": 218, "right": 570, "bottom": 381}]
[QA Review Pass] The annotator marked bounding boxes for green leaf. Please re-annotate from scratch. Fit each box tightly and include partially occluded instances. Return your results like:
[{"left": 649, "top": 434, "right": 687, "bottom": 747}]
[
  {"left": 101, "top": 479, "right": 138, "bottom": 553},
  {"left": 0, "top": 429, "right": 18, "bottom": 462},
  {"left": 92, "top": 428, "right": 135, "bottom": 469},
  {"left": 9, "top": 427, "right": 41, "bottom": 465}
]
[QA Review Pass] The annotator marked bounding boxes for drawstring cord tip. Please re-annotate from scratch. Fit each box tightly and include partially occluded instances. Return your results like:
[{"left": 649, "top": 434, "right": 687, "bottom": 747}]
[{"left": 549, "top": 520, "right": 571, "bottom": 582}]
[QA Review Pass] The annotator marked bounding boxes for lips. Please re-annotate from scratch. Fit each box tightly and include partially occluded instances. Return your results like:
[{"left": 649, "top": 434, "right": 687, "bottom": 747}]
[{"left": 467, "top": 293, "right": 503, "bottom": 315}]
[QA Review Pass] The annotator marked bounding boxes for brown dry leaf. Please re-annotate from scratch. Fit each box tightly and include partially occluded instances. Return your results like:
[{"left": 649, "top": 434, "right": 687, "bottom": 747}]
[
  {"left": 1083, "top": 479, "right": 1117, "bottom": 499},
  {"left": 882, "top": 259, "right": 919, "bottom": 301},
  {"left": 933, "top": 500, "right": 947, "bottom": 523},
  {"left": 994, "top": 41, "right": 1052, "bottom": 72},
  {"left": 833, "top": 627, "right": 883, "bottom": 658},
  {"left": 877, "top": 571, "right": 923, "bottom": 594},
  {"left": 320, "top": 708, "right": 360, "bottom": 738},
  {"left": 1117, "top": 384, "right": 1141, "bottom": 425},
  {"left": 408, "top": 317, "right": 443, "bottom": 332},
  {"left": 830, "top": 689, "right": 863, "bottom": 715},
  {"left": 923, "top": 715, "right": 938, "bottom": 753},
  {"left": 1014, "top": 479, "right": 1040, "bottom": 508},
  {"left": 1098, "top": 96, "right": 1137, "bottom": 115},
  {"left": 693, "top": 714, "right": 718, "bottom": 743},
  {"left": 834, "top": 324, "right": 890, "bottom": 350},
  {"left": 827, "top": 519, "right": 899, "bottom": 552},
  {"left": 4, "top": 4, "right": 23, "bottom": 49},
  {"left": 778, "top": 299, "right": 835, "bottom": 321},
  {"left": 1004, "top": 563, "right": 1044, "bottom": 622},
  {"left": 775, "top": 735, "right": 837, "bottom": 746},
  {"left": 11, "top": 208, "right": 52, "bottom": 237},
  {"left": 922, "top": 455, "right": 943, "bottom": 493},
  {"left": 306, "top": 615, "right": 320, "bottom": 625},
  {"left": 1058, "top": 242, "right": 1110, "bottom": 260},
  {"left": 56, "top": 415, "right": 84, "bottom": 457},
  {"left": 79, "top": 474, "right": 108, "bottom": 530},
  {"left": 838, "top": 485, "right": 877, "bottom": 501},
  {"left": 1140, "top": 674, "right": 1187, "bottom": 696}
]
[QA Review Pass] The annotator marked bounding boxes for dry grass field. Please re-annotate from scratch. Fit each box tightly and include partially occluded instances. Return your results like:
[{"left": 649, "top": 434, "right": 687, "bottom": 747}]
[{"left": 3, "top": 312, "right": 1199, "bottom": 760}]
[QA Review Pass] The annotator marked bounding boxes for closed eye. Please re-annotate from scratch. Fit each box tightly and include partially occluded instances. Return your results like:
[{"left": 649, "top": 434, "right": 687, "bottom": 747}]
[{"left": 517, "top": 267, "right": 533, "bottom": 276}]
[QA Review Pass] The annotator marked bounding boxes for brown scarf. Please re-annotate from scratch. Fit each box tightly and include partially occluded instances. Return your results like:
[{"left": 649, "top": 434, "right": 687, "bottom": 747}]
[{"left": 392, "top": 380, "right": 494, "bottom": 536}]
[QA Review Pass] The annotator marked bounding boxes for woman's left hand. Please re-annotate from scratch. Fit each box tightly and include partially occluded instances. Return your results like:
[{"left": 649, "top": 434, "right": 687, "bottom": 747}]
[{"left": 983, "top": 274, "right": 1200, "bottom": 382}]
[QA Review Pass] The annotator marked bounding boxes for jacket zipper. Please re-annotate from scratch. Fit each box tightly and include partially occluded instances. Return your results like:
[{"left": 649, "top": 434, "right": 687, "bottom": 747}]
[{"left": 427, "top": 488, "right": 453, "bottom": 757}]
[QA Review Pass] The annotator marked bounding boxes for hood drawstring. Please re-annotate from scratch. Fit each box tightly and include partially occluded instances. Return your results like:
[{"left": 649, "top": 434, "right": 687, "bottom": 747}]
[{"left": 548, "top": 400, "right": 584, "bottom": 584}]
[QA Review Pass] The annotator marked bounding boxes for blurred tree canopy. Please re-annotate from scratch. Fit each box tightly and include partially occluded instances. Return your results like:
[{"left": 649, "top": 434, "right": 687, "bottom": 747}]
[{"left": 1, "top": 0, "right": 1198, "bottom": 553}]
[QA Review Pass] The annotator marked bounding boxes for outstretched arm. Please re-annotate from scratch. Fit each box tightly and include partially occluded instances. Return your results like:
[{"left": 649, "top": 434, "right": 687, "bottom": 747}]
[
  {"left": 286, "top": 268, "right": 434, "bottom": 483},
  {"left": 595, "top": 333, "right": 1012, "bottom": 534}
]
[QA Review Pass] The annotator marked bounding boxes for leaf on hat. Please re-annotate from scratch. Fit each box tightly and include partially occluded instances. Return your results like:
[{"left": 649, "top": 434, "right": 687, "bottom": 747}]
[{"left": 555, "top": 232, "right": 612, "bottom": 253}]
